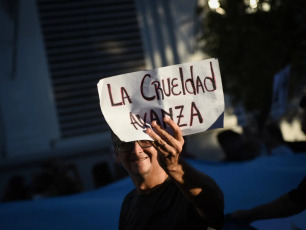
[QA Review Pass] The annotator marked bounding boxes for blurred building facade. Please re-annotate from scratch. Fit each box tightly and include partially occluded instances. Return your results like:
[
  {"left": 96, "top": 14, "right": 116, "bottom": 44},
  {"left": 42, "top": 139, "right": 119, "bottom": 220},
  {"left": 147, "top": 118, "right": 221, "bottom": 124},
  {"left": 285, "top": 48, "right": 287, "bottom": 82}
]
[{"left": 0, "top": 0, "right": 203, "bottom": 197}]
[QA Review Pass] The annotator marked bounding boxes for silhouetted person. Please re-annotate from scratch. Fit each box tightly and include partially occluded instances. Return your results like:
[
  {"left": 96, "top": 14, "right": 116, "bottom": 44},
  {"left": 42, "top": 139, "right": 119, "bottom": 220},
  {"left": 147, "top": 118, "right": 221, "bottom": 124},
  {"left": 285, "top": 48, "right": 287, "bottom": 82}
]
[
  {"left": 217, "top": 130, "right": 259, "bottom": 161},
  {"left": 2, "top": 175, "right": 32, "bottom": 202},
  {"left": 113, "top": 117, "right": 224, "bottom": 229},
  {"left": 229, "top": 175, "right": 306, "bottom": 224},
  {"left": 92, "top": 162, "right": 113, "bottom": 188},
  {"left": 31, "top": 171, "right": 54, "bottom": 199},
  {"left": 32, "top": 159, "right": 83, "bottom": 198},
  {"left": 262, "top": 122, "right": 294, "bottom": 156}
]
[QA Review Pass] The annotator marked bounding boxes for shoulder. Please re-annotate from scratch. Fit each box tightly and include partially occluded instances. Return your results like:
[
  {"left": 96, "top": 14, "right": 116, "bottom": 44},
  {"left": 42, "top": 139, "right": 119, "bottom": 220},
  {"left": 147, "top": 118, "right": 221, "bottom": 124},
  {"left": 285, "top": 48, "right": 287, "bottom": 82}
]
[{"left": 123, "top": 189, "right": 137, "bottom": 203}]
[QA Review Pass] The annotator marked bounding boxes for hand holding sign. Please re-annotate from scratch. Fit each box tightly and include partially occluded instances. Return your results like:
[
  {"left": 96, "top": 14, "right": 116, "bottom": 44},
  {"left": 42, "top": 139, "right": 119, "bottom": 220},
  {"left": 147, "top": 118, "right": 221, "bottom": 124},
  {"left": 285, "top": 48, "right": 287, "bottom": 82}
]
[
  {"left": 97, "top": 58, "right": 224, "bottom": 142},
  {"left": 146, "top": 116, "right": 184, "bottom": 172}
]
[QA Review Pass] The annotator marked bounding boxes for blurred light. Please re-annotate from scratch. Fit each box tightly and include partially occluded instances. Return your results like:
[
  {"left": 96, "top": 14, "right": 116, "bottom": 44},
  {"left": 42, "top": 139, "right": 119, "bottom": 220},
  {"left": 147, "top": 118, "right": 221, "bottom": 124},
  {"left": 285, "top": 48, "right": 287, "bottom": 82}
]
[
  {"left": 246, "top": 7, "right": 257, "bottom": 14},
  {"left": 198, "top": 0, "right": 206, "bottom": 7},
  {"left": 216, "top": 7, "right": 225, "bottom": 15},
  {"left": 208, "top": 0, "right": 225, "bottom": 15},
  {"left": 208, "top": 0, "right": 220, "bottom": 9},
  {"left": 262, "top": 2, "right": 271, "bottom": 11},
  {"left": 250, "top": 0, "right": 258, "bottom": 9}
]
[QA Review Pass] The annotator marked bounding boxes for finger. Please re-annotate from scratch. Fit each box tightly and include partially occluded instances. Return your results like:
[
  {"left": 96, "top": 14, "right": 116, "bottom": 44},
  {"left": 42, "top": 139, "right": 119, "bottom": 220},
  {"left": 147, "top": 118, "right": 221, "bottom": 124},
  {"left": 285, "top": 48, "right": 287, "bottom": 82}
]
[
  {"left": 151, "top": 120, "right": 177, "bottom": 146},
  {"left": 146, "top": 126, "right": 171, "bottom": 148},
  {"left": 163, "top": 116, "right": 184, "bottom": 143},
  {"left": 146, "top": 126, "right": 159, "bottom": 141},
  {"left": 146, "top": 128, "right": 174, "bottom": 157},
  {"left": 151, "top": 140, "right": 173, "bottom": 157},
  {"left": 149, "top": 120, "right": 183, "bottom": 154},
  {"left": 161, "top": 117, "right": 184, "bottom": 153},
  {"left": 151, "top": 120, "right": 168, "bottom": 139},
  {"left": 146, "top": 128, "right": 174, "bottom": 155}
]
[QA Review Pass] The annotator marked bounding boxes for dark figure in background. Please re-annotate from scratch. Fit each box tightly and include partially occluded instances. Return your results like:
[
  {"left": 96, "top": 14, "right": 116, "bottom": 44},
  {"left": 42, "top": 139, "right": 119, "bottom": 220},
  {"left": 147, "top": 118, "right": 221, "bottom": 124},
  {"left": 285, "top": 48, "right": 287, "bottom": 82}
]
[
  {"left": 112, "top": 117, "right": 224, "bottom": 230},
  {"left": 217, "top": 130, "right": 260, "bottom": 161},
  {"left": 32, "top": 171, "right": 54, "bottom": 199},
  {"left": 44, "top": 159, "right": 83, "bottom": 196},
  {"left": 229, "top": 175, "right": 306, "bottom": 224},
  {"left": 262, "top": 122, "right": 294, "bottom": 156},
  {"left": 92, "top": 162, "right": 114, "bottom": 188},
  {"left": 228, "top": 96, "right": 306, "bottom": 226},
  {"left": 2, "top": 175, "right": 32, "bottom": 202},
  {"left": 286, "top": 95, "right": 306, "bottom": 153},
  {"left": 32, "top": 159, "right": 83, "bottom": 198}
]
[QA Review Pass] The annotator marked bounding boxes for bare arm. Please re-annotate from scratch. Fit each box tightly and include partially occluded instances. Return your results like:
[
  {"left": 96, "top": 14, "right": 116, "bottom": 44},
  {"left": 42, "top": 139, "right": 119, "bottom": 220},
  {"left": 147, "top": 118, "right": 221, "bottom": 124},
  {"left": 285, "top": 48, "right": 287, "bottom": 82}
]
[{"left": 146, "top": 117, "right": 224, "bottom": 227}]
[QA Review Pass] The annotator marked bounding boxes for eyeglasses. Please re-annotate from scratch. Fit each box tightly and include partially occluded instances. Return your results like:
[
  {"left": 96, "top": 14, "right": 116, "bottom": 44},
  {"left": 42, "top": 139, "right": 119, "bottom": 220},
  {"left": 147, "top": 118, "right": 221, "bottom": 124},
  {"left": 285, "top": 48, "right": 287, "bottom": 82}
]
[{"left": 115, "top": 140, "right": 153, "bottom": 152}]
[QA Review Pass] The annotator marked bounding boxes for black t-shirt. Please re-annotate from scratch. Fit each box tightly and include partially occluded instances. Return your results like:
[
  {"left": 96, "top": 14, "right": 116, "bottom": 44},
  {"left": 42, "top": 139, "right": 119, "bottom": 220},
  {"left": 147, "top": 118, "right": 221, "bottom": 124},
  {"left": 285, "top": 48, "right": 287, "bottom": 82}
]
[{"left": 119, "top": 178, "right": 223, "bottom": 230}]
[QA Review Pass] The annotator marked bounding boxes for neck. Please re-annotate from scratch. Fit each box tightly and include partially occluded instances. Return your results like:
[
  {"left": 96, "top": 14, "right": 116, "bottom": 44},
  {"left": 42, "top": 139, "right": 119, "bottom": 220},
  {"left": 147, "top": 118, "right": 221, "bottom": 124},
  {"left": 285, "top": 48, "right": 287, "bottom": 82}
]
[{"left": 132, "top": 170, "right": 169, "bottom": 195}]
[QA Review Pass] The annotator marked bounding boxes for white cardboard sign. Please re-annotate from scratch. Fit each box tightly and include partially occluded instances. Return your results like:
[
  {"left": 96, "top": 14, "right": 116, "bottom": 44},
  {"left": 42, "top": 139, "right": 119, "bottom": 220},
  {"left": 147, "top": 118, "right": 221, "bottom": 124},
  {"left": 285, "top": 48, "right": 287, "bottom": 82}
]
[{"left": 97, "top": 58, "right": 224, "bottom": 142}]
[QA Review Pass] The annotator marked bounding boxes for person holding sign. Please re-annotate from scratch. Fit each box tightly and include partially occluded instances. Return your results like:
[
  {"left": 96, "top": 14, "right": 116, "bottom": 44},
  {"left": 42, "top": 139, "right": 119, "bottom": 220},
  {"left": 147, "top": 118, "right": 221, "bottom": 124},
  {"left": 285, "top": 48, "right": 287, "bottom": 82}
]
[
  {"left": 98, "top": 59, "right": 225, "bottom": 229},
  {"left": 112, "top": 116, "right": 224, "bottom": 230}
]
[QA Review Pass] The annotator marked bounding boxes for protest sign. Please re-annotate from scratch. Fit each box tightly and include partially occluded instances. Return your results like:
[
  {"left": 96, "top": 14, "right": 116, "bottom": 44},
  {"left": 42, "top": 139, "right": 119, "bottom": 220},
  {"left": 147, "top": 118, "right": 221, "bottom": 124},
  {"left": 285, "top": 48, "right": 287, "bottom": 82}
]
[{"left": 97, "top": 58, "right": 224, "bottom": 142}]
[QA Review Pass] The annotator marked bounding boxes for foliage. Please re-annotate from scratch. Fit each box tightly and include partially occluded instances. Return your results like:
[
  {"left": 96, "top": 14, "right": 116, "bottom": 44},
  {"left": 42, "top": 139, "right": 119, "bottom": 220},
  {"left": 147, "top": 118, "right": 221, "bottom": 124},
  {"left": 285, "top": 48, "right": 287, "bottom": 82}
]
[{"left": 197, "top": 0, "right": 306, "bottom": 114}]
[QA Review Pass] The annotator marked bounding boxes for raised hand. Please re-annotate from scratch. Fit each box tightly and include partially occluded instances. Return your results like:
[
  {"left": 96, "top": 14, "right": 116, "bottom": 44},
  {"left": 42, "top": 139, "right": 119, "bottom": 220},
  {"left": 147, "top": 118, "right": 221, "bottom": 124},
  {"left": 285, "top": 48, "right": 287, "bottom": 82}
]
[{"left": 146, "top": 116, "right": 184, "bottom": 172}]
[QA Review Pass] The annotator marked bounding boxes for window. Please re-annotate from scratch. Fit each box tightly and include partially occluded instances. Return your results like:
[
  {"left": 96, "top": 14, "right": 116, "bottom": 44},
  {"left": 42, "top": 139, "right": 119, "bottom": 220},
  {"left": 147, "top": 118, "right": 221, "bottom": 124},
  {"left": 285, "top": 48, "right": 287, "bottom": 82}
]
[{"left": 36, "top": 0, "right": 145, "bottom": 138}]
